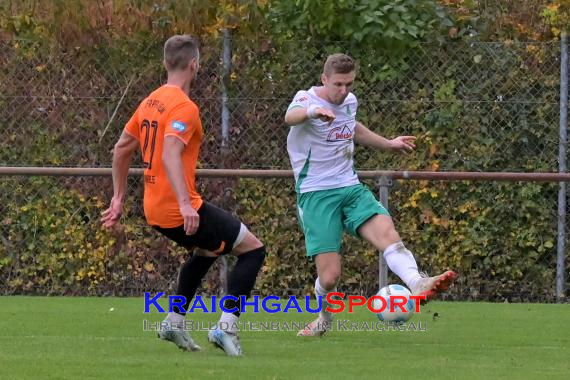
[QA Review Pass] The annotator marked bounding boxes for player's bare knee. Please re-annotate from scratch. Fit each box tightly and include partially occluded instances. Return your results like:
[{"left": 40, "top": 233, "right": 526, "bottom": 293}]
[
  {"left": 319, "top": 276, "right": 339, "bottom": 290},
  {"left": 320, "top": 270, "right": 341, "bottom": 289},
  {"left": 384, "top": 228, "right": 401, "bottom": 245},
  {"left": 233, "top": 230, "right": 263, "bottom": 255},
  {"left": 248, "top": 233, "right": 263, "bottom": 249},
  {"left": 370, "top": 223, "right": 401, "bottom": 249}
]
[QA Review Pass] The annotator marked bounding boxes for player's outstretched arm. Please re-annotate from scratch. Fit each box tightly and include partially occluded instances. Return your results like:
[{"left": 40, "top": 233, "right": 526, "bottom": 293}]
[
  {"left": 101, "top": 131, "right": 139, "bottom": 229},
  {"left": 284, "top": 105, "right": 335, "bottom": 125},
  {"left": 354, "top": 121, "right": 416, "bottom": 154}
]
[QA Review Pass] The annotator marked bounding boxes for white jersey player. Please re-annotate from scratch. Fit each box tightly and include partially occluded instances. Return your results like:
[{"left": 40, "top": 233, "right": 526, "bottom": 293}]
[{"left": 284, "top": 53, "right": 457, "bottom": 337}]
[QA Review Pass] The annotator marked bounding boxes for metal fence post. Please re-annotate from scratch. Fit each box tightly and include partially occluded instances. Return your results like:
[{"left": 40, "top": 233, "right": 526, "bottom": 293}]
[
  {"left": 221, "top": 28, "right": 232, "bottom": 150},
  {"left": 378, "top": 175, "right": 392, "bottom": 289},
  {"left": 219, "top": 29, "right": 233, "bottom": 295},
  {"left": 557, "top": 32, "right": 568, "bottom": 302}
]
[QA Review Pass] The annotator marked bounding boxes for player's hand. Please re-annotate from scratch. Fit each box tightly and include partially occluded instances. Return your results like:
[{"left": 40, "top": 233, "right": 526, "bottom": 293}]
[
  {"left": 314, "top": 107, "right": 336, "bottom": 123},
  {"left": 101, "top": 197, "right": 124, "bottom": 229},
  {"left": 390, "top": 136, "right": 416, "bottom": 154},
  {"left": 180, "top": 203, "right": 199, "bottom": 235},
  {"left": 307, "top": 105, "right": 335, "bottom": 123},
  {"left": 315, "top": 107, "right": 336, "bottom": 123}
]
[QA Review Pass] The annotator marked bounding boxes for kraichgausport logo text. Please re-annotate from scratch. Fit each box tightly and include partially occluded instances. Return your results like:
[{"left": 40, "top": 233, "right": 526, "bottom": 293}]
[{"left": 143, "top": 292, "right": 425, "bottom": 314}]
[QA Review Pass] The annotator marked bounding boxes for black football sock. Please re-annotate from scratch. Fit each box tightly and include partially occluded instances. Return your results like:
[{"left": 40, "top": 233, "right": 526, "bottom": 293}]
[
  {"left": 224, "top": 246, "right": 266, "bottom": 317},
  {"left": 173, "top": 254, "right": 218, "bottom": 314}
]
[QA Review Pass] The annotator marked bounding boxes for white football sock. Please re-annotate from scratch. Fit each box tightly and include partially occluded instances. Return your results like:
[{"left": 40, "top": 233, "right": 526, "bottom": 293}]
[
  {"left": 383, "top": 242, "right": 422, "bottom": 291},
  {"left": 315, "top": 277, "right": 336, "bottom": 322},
  {"left": 218, "top": 312, "right": 239, "bottom": 334}
]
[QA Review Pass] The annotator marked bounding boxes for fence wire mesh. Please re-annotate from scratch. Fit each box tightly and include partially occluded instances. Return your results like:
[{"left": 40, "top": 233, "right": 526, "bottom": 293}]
[{"left": 0, "top": 37, "right": 568, "bottom": 301}]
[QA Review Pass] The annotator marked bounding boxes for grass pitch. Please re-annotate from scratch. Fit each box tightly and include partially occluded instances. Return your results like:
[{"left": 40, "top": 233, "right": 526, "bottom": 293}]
[{"left": 0, "top": 296, "right": 568, "bottom": 380}]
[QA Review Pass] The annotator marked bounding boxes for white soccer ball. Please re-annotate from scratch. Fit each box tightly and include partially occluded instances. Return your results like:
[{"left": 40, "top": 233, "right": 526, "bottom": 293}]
[{"left": 373, "top": 284, "right": 415, "bottom": 323}]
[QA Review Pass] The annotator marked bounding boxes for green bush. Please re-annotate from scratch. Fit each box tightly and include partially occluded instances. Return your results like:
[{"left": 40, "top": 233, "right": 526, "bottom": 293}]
[{"left": 0, "top": 0, "right": 566, "bottom": 301}]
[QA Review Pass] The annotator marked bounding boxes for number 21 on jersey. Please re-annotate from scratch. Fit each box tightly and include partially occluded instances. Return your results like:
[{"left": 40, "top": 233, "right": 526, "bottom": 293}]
[{"left": 141, "top": 119, "right": 158, "bottom": 169}]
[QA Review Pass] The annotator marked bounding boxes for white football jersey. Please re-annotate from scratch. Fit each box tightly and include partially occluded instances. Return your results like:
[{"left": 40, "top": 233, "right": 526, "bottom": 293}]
[{"left": 286, "top": 87, "right": 360, "bottom": 193}]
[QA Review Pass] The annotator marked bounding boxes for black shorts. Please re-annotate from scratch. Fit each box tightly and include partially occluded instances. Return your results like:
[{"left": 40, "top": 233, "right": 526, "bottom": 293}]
[{"left": 153, "top": 201, "right": 242, "bottom": 255}]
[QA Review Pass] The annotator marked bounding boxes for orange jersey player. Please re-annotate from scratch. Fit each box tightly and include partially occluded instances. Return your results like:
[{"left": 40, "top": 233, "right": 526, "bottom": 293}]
[
  {"left": 101, "top": 35, "right": 265, "bottom": 357},
  {"left": 124, "top": 85, "right": 203, "bottom": 228}
]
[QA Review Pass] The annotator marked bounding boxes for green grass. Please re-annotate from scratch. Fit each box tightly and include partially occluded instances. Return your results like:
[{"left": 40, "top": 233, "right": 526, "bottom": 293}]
[{"left": 0, "top": 296, "right": 569, "bottom": 380}]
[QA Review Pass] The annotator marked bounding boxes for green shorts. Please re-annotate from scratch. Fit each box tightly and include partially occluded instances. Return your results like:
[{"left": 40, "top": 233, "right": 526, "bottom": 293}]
[{"left": 296, "top": 183, "right": 390, "bottom": 257}]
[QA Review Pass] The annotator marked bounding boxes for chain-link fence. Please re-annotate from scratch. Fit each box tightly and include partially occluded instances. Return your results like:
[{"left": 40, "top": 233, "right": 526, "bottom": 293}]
[
  {"left": 1, "top": 38, "right": 563, "bottom": 170},
  {"left": 0, "top": 36, "right": 568, "bottom": 301}
]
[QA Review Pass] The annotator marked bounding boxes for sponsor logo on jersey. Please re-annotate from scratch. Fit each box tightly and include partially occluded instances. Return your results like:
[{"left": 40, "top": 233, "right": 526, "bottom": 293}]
[
  {"left": 171, "top": 120, "right": 187, "bottom": 132},
  {"left": 326, "top": 125, "right": 353, "bottom": 142},
  {"left": 145, "top": 98, "right": 166, "bottom": 113}
]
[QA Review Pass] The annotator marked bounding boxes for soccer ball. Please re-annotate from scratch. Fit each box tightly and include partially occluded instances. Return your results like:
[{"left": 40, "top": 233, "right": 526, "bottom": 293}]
[{"left": 373, "top": 284, "right": 415, "bottom": 323}]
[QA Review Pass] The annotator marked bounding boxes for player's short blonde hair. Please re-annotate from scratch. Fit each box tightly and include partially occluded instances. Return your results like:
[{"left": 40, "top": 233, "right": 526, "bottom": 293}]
[
  {"left": 323, "top": 53, "right": 356, "bottom": 77},
  {"left": 163, "top": 34, "right": 200, "bottom": 71}
]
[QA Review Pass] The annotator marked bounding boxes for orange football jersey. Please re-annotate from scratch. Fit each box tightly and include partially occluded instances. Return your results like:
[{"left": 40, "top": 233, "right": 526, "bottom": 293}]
[{"left": 124, "top": 85, "right": 203, "bottom": 228}]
